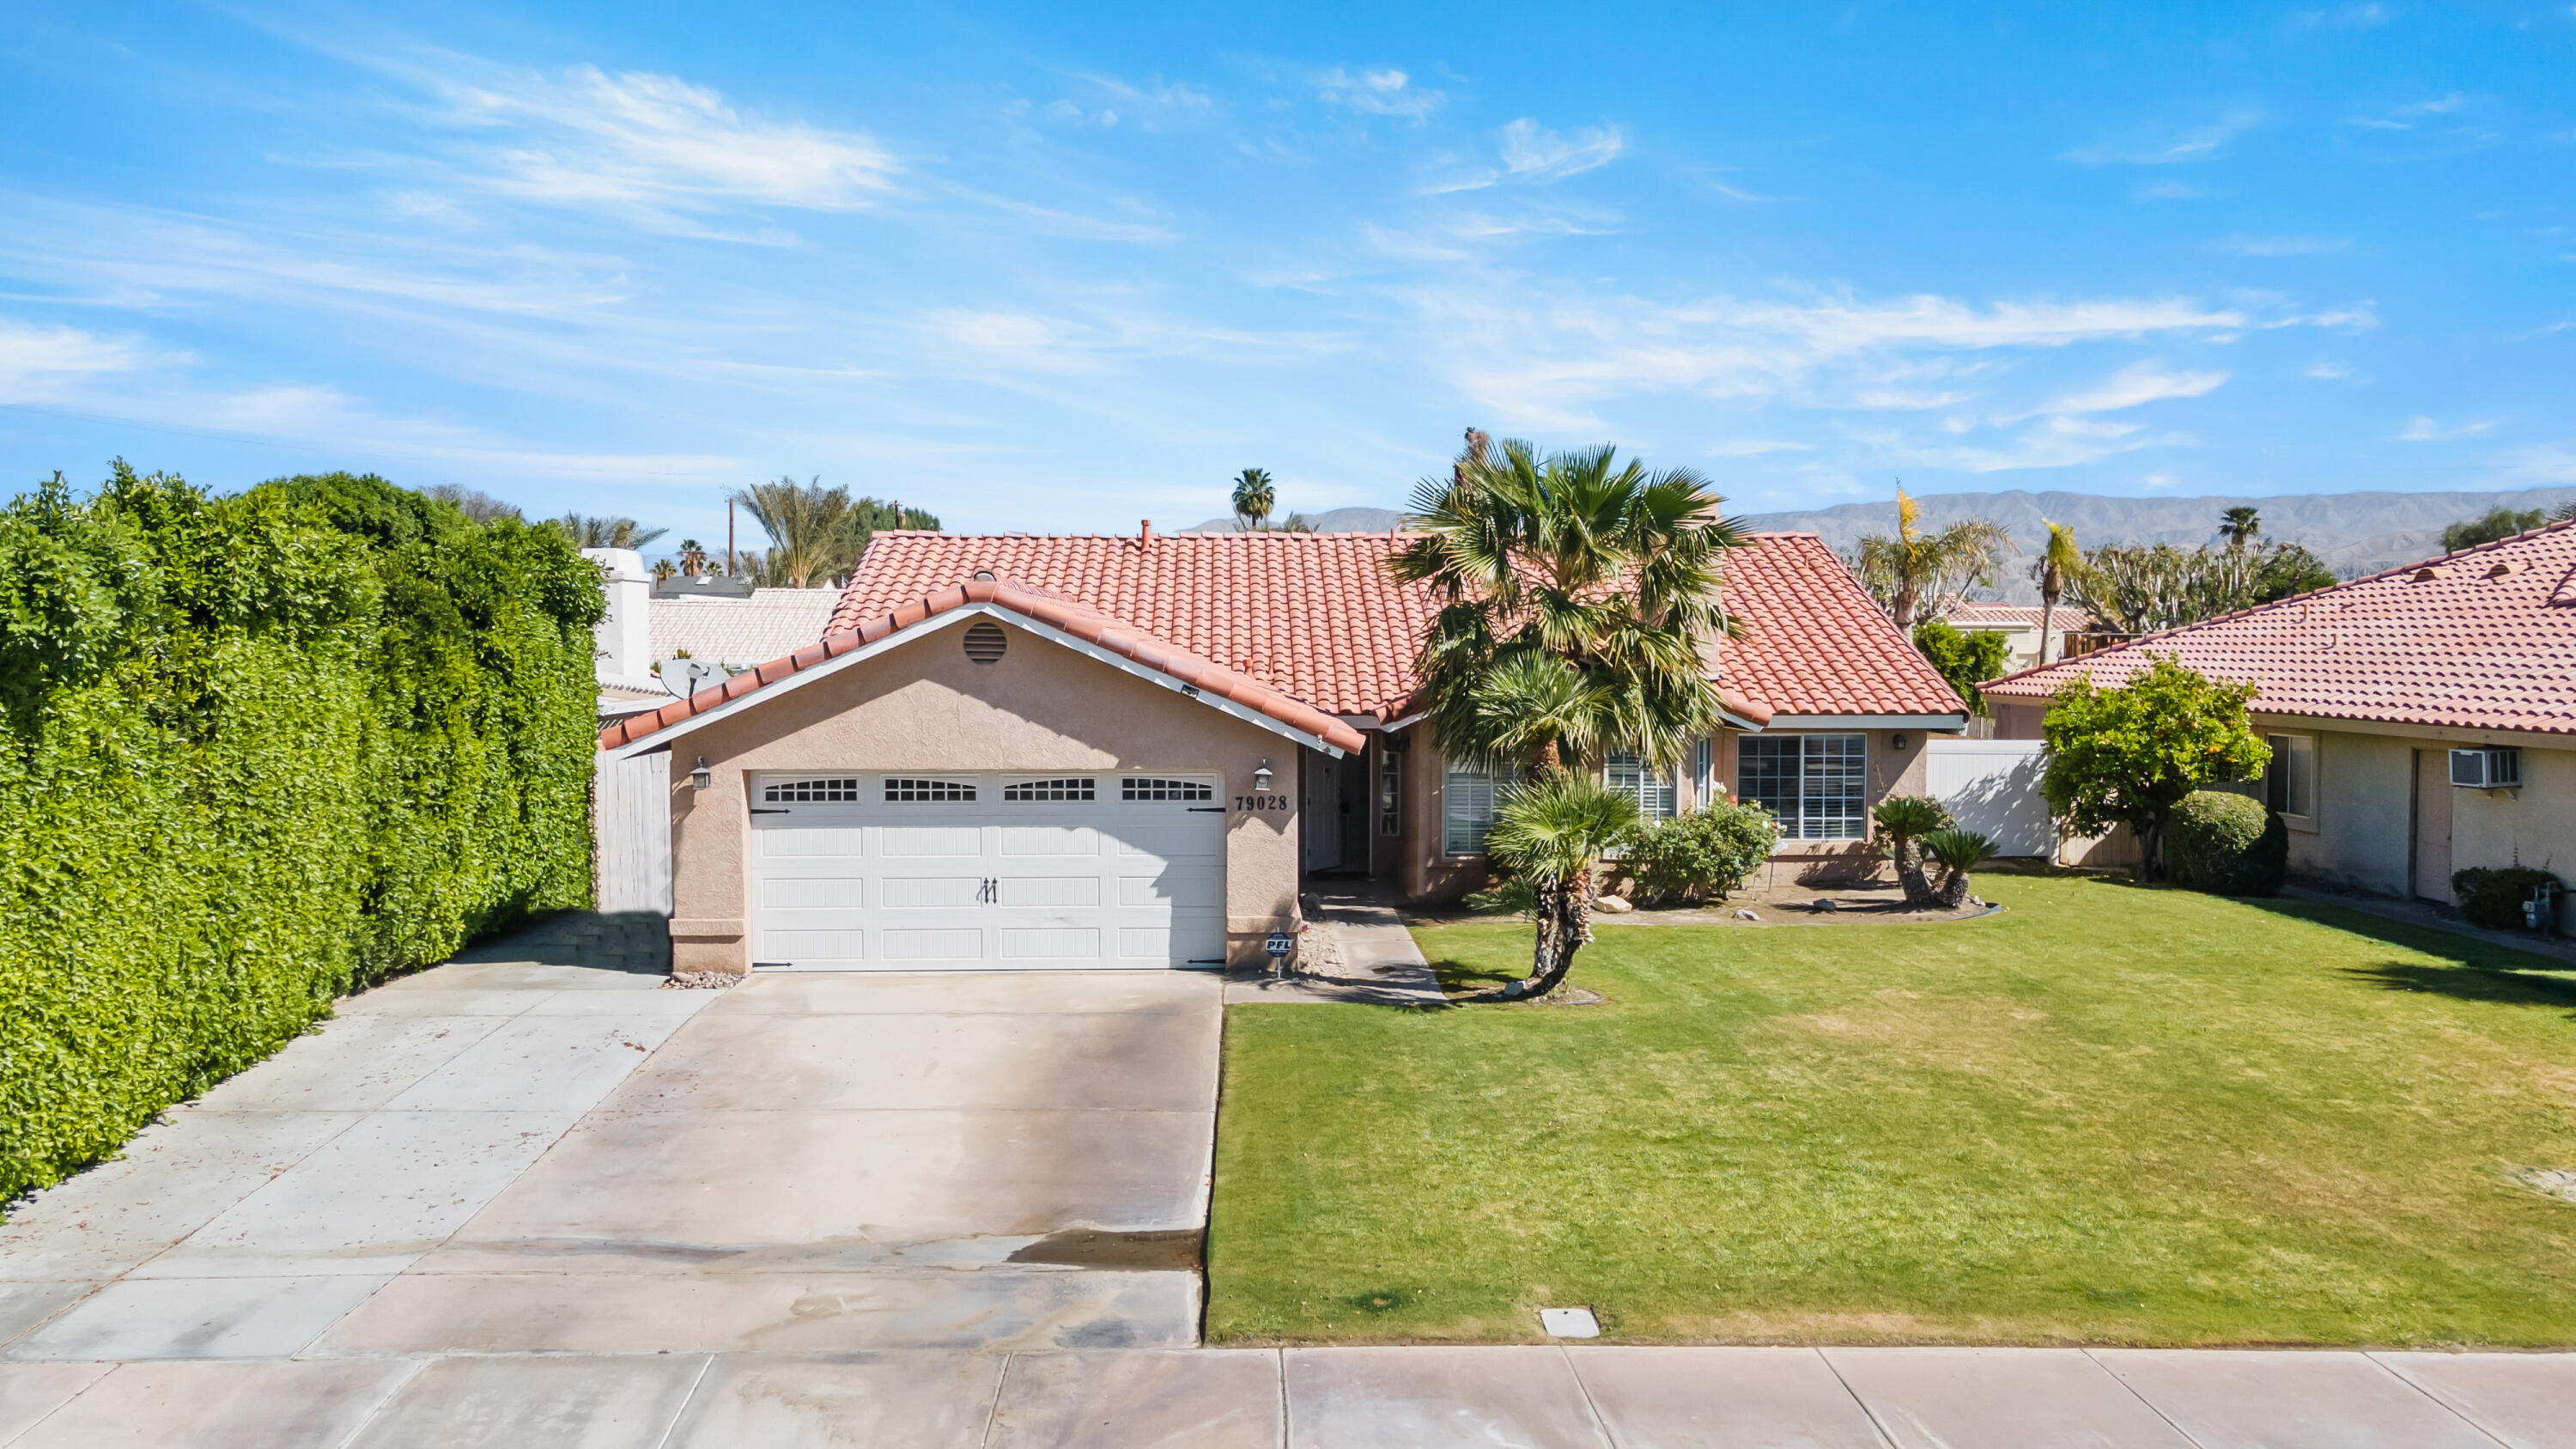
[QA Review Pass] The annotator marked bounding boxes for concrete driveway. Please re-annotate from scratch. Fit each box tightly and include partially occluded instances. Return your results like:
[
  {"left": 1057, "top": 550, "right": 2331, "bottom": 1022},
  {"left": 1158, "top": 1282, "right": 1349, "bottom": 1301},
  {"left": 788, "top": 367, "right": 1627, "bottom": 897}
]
[{"left": 1, "top": 939, "right": 1219, "bottom": 1373}]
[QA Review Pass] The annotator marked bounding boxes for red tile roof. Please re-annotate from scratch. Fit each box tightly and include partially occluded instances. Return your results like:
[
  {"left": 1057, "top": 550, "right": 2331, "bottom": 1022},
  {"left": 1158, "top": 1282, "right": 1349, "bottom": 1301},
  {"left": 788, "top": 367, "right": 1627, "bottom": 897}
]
[
  {"left": 598, "top": 580, "right": 1367, "bottom": 753},
  {"left": 1717, "top": 533, "right": 1971, "bottom": 718},
  {"left": 1982, "top": 520, "right": 2576, "bottom": 737},
  {"left": 833, "top": 528, "right": 1964, "bottom": 725},
  {"left": 1943, "top": 602, "right": 2049, "bottom": 629}
]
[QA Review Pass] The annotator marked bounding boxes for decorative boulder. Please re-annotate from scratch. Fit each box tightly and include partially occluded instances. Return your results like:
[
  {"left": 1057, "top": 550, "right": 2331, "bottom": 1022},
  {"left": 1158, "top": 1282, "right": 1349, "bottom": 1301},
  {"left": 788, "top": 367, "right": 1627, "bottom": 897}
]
[{"left": 1595, "top": 894, "right": 1634, "bottom": 914}]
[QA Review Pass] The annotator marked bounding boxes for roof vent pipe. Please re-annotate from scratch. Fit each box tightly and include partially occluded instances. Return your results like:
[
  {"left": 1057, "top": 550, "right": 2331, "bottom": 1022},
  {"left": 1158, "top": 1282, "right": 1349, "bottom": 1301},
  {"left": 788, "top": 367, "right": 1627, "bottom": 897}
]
[{"left": 1140, "top": 520, "right": 1154, "bottom": 550}]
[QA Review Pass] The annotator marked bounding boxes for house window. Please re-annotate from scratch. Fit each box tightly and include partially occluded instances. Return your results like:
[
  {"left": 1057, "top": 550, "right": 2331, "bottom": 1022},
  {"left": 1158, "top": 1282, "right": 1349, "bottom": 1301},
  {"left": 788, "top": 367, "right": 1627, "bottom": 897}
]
[
  {"left": 762, "top": 776, "right": 860, "bottom": 803},
  {"left": 1378, "top": 747, "right": 1401, "bottom": 836},
  {"left": 884, "top": 776, "right": 975, "bottom": 802},
  {"left": 1121, "top": 777, "right": 1212, "bottom": 801},
  {"left": 1605, "top": 752, "right": 1676, "bottom": 822},
  {"left": 1004, "top": 776, "right": 1095, "bottom": 801},
  {"left": 1693, "top": 738, "right": 1715, "bottom": 806},
  {"left": 1736, "top": 734, "right": 1867, "bottom": 841},
  {"left": 1443, "top": 764, "right": 1504, "bottom": 855},
  {"left": 2263, "top": 734, "right": 2316, "bottom": 820}
]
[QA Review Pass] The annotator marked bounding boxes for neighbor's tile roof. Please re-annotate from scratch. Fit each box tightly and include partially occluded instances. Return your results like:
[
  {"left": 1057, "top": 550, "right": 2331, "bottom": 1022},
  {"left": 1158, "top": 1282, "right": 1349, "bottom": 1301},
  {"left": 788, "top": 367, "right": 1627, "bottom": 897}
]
[
  {"left": 1943, "top": 602, "right": 2048, "bottom": 629},
  {"left": 833, "top": 528, "right": 1965, "bottom": 724},
  {"left": 599, "top": 579, "right": 1367, "bottom": 754},
  {"left": 1982, "top": 520, "right": 2576, "bottom": 736},
  {"left": 649, "top": 588, "right": 844, "bottom": 667}
]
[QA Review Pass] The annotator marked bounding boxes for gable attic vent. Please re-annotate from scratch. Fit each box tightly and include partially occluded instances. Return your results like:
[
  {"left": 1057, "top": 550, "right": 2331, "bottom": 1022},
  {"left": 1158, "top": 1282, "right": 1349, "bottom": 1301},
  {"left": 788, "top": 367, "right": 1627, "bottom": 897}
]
[{"left": 963, "top": 620, "right": 1007, "bottom": 664}]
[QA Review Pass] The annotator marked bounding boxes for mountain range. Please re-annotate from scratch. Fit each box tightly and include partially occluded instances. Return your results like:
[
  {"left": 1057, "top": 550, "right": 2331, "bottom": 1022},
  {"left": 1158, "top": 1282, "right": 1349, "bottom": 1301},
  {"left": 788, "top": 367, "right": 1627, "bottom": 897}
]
[{"left": 1188, "top": 486, "right": 2576, "bottom": 605}]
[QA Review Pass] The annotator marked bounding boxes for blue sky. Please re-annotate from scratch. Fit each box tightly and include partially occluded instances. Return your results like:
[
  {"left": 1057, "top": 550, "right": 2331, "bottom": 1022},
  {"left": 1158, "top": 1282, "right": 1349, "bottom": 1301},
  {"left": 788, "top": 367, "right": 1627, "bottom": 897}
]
[{"left": 1, "top": 3, "right": 2570, "bottom": 546}]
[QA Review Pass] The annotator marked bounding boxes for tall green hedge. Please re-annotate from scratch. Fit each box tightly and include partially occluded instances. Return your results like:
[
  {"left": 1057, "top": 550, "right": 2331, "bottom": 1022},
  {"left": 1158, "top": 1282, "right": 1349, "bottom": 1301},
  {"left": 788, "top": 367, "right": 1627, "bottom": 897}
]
[{"left": 0, "top": 465, "right": 601, "bottom": 1203}]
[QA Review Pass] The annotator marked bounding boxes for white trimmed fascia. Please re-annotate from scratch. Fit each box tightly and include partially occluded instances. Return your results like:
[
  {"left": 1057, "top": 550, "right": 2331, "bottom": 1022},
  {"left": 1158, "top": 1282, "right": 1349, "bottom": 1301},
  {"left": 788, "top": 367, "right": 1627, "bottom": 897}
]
[
  {"left": 1761, "top": 713, "right": 1971, "bottom": 732},
  {"left": 605, "top": 604, "right": 1349, "bottom": 759}
]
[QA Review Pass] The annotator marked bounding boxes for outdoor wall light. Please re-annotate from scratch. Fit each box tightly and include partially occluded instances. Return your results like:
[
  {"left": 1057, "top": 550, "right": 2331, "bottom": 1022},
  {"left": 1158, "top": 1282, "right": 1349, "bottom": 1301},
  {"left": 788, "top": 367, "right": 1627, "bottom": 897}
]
[
  {"left": 1252, "top": 760, "right": 1275, "bottom": 792},
  {"left": 1892, "top": 734, "right": 1911, "bottom": 752},
  {"left": 690, "top": 756, "right": 713, "bottom": 791}
]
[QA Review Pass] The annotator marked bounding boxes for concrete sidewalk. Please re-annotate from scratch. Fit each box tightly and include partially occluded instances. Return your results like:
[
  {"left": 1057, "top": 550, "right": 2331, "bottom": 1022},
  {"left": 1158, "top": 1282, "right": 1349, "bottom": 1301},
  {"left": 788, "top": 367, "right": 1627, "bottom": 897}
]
[{"left": 0, "top": 1343, "right": 2569, "bottom": 1447}]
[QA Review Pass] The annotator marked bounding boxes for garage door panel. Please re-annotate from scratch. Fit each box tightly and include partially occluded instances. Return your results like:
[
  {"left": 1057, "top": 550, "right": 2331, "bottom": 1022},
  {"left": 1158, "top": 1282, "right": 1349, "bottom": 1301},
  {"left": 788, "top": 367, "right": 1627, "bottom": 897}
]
[
  {"left": 884, "top": 928, "right": 984, "bottom": 960},
  {"left": 881, "top": 826, "right": 981, "bottom": 856},
  {"left": 999, "top": 876, "right": 1101, "bottom": 908},
  {"left": 1114, "top": 825, "right": 1221, "bottom": 860},
  {"left": 762, "top": 827, "right": 867, "bottom": 858},
  {"left": 999, "top": 825, "right": 1100, "bottom": 856},
  {"left": 1000, "top": 927, "right": 1101, "bottom": 959},
  {"left": 760, "top": 877, "right": 863, "bottom": 910},
  {"left": 1119, "top": 868, "right": 1218, "bottom": 907},
  {"left": 880, "top": 876, "right": 984, "bottom": 909}
]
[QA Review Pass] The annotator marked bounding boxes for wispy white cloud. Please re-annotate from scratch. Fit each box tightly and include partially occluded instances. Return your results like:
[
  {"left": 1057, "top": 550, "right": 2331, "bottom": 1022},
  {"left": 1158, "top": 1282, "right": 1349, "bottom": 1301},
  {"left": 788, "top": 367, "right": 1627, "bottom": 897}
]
[
  {"left": 2033, "top": 360, "right": 2229, "bottom": 417},
  {"left": 1311, "top": 66, "right": 1443, "bottom": 119},
  {"left": 1497, "top": 119, "right": 1626, "bottom": 181},
  {"left": 2305, "top": 361, "right": 2354, "bottom": 379},
  {"left": 2215, "top": 234, "right": 2348, "bottom": 256},
  {"left": 2494, "top": 441, "right": 2576, "bottom": 482},
  {"left": 2064, "top": 110, "right": 2261, "bottom": 166},
  {"left": 428, "top": 64, "right": 899, "bottom": 222},
  {"left": 0, "top": 318, "right": 164, "bottom": 398},
  {"left": 2397, "top": 415, "right": 2496, "bottom": 441}
]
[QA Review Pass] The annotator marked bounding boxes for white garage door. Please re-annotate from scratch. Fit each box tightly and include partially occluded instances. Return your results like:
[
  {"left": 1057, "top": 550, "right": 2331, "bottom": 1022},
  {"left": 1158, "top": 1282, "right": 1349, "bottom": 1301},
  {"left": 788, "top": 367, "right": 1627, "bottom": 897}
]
[{"left": 748, "top": 771, "right": 1227, "bottom": 971}]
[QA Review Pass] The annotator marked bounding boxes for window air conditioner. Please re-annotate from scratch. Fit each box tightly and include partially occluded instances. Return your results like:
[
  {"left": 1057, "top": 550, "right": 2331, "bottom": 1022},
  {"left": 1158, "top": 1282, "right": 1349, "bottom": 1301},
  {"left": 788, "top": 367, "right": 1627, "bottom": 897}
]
[{"left": 2450, "top": 746, "right": 2521, "bottom": 790}]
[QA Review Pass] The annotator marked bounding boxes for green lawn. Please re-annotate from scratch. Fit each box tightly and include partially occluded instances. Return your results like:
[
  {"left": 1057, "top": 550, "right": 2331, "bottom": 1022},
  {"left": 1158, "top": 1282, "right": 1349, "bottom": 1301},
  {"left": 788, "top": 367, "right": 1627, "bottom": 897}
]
[{"left": 1206, "top": 874, "right": 2576, "bottom": 1346}]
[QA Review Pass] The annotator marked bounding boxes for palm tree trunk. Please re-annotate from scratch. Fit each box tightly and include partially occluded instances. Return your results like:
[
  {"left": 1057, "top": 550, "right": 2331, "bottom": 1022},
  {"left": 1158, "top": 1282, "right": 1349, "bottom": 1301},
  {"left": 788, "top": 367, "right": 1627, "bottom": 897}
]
[
  {"left": 2038, "top": 588, "right": 2059, "bottom": 667},
  {"left": 1516, "top": 868, "right": 1594, "bottom": 998},
  {"left": 1894, "top": 841, "right": 1940, "bottom": 909},
  {"left": 1933, "top": 861, "right": 1973, "bottom": 909}
]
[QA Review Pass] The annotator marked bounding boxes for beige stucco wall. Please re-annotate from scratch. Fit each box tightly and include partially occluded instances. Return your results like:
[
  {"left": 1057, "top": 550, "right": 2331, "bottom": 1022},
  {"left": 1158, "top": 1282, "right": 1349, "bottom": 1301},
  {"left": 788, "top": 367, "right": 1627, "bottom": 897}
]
[
  {"left": 1395, "top": 723, "right": 1936, "bottom": 902},
  {"left": 2270, "top": 719, "right": 2576, "bottom": 928},
  {"left": 655, "top": 616, "right": 1305, "bottom": 972}
]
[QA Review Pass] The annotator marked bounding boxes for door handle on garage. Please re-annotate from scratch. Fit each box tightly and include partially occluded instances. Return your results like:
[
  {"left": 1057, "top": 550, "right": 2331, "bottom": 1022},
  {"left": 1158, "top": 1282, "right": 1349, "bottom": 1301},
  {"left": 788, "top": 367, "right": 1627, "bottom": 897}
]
[{"left": 750, "top": 808, "right": 791, "bottom": 815}]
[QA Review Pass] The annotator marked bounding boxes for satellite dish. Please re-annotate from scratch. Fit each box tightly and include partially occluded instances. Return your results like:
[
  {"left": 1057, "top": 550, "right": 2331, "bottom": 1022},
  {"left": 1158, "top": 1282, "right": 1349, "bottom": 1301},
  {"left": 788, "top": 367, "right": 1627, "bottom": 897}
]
[{"left": 659, "top": 657, "right": 729, "bottom": 698}]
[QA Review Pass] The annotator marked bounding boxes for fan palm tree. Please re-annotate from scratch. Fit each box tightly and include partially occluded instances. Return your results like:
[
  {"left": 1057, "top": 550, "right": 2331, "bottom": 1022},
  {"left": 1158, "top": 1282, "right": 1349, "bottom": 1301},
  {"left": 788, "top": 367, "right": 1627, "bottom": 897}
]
[
  {"left": 1390, "top": 433, "right": 1746, "bottom": 775},
  {"left": 676, "top": 539, "right": 709, "bottom": 575},
  {"left": 2217, "top": 505, "right": 2261, "bottom": 549},
  {"left": 1852, "top": 486, "right": 2014, "bottom": 628},
  {"left": 1230, "top": 469, "right": 1276, "bottom": 532},
  {"left": 732, "top": 477, "right": 866, "bottom": 588},
  {"left": 1484, "top": 770, "right": 1639, "bottom": 998},
  {"left": 551, "top": 514, "right": 669, "bottom": 550},
  {"left": 2032, "top": 519, "right": 2084, "bottom": 667}
]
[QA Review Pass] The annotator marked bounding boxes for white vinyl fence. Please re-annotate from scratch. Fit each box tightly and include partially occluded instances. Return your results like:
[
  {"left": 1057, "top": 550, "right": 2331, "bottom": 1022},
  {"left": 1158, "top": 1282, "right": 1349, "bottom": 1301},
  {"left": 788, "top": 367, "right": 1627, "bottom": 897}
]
[
  {"left": 1923, "top": 738, "right": 2057, "bottom": 859},
  {"left": 595, "top": 748, "right": 673, "bottom": 914}
]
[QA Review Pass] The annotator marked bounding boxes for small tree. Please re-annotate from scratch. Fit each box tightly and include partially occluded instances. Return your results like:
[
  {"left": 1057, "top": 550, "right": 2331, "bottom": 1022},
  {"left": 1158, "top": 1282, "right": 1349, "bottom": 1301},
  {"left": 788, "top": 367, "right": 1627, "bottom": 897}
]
[
  {"left": 1921, "top": 828, "right": 1996, "bottom": 908},
  {"left": 1911, "top": 619, "right": 2011, "bottom": 715},
  {"left": 1485, "top": 770, "right": 1639, "bottom": 998},
  {"left": 1872, "top": 795, "right": 1951, "bottom": 907},
  {"left": 2040, "top": 656, "right": 2270, "bottom": 881},
  {"left": 1852, "top": 485, "right": 2015, "bottom": 627},
  {"left": 2443, "top": 507, "right": 2547, "bottom": 552}
]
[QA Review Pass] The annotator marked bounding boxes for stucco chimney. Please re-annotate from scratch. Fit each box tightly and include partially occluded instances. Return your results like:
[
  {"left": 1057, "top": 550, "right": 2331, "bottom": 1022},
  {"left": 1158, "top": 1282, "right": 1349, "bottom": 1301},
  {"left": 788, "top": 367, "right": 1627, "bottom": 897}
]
[
  {"left": 1140, "top": 519, "right": 1154, "bottom": 550},
  {"left": 581, "top": 547, "right": 656, "bottom": 691}
]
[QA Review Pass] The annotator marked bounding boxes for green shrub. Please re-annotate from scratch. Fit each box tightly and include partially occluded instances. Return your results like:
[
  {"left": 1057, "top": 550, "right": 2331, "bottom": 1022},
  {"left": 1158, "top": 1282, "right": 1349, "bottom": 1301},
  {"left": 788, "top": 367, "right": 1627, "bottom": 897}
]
[
  {"left": 1619, "top": 801, "right": 1781, "bottom": 905},
  {"left": 0, "top": 466, "right": 600, "bottom": 1205},
  {"left": 2167, "top": 789, "right": 2287, "bottom": 897},
  {"left": 2450, "top": 866, "right": 2564, "bottom": 930}
]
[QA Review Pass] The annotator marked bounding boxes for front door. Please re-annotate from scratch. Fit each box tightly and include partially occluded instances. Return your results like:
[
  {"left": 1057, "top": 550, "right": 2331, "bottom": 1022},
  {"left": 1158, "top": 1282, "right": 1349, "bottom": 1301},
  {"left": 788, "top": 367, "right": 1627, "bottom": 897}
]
[
  {"left": 2412, "top": 748, "right": 2453, "bottom": 903},
  {"left": 1304, "top": 752, "right": 1342, "bottom": 871}
]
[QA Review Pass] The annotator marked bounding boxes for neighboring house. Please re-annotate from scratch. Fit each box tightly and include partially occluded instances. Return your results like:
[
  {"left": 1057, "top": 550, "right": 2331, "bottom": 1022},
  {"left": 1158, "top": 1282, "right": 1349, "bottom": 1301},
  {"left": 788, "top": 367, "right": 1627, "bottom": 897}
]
[
  {"left": 1983, "top": 521, "right": 2576, "bottom": 924},
  {"left": 597, "top": 527, "right": 1968, "bottom": 975},
  {"left": 580, "top": 546, "right": 843, "bottom": 721},
  {"left": 1938, "top": 601, "right": 2087, "bottom": 673}
]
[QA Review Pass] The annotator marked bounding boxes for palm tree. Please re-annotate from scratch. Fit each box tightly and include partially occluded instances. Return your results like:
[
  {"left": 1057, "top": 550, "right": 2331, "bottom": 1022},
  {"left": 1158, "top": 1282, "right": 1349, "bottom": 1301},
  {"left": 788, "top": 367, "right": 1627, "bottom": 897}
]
[
  {"left": 552, "top": 514, "right": 669, "bottom": 550},
  {"left": 2555, "top": 499, "right": 2575, "bottom": 524},
  {"left": 677, "top": 539, "right": 708, "bottom": 575},
  {"left": 1390, "top": 433, "right": 1746, "bottom": 776},
  {"left": 1485, "top": 770, "right": 1639, "bottom": 999},
  {"left": 732, "top": 477, "right": 867, "bottom": 588},
  {"left": 1230, "top": 469, "right": 1276, "bottom": 532},
  {"left": 1871, "top": 795, "right": 1951, "bottom": 908},
  {"left": 2032, "top": 519, "right": 2084, "bottom": 666},
  {"left": 1852, "top": 485, "right": 2014, "bottom": 628},
  {"left": 2217, "top": 505, "right": 2261, "bottom": 549},
  {"left": 1922, "top": 828, "right": 1996, "bottom": 909}
]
